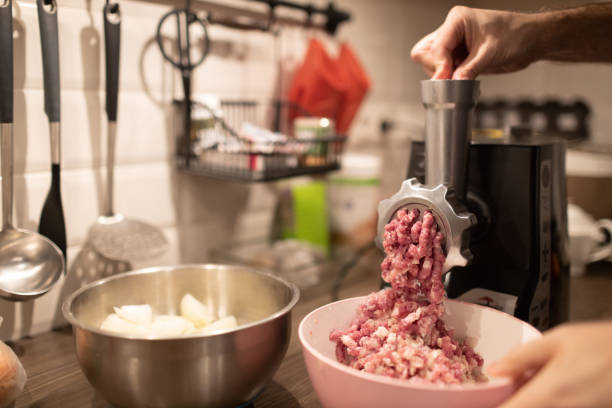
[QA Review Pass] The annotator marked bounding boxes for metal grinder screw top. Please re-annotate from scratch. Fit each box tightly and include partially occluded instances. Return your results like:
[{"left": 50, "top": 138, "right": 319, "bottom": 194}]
[{"left": 377, "top": 80, "right": 480, "bottom": 273}]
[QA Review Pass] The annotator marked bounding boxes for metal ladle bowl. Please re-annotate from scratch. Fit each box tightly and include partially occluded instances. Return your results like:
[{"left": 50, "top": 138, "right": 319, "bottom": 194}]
[
  {"left": 0, "top": 227, "right": 64, "bottom": 301},
  {"left": 0, "top": 122, "right": 64, "bottom": 301}
]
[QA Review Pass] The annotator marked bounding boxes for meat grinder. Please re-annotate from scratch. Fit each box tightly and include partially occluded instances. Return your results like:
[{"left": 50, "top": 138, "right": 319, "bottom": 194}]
[{"left": 377, "top": 80, "right": 569, "bottom": 331}]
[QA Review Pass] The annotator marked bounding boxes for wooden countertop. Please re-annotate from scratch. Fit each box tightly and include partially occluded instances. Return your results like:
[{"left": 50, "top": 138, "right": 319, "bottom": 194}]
[{"left": 9, "top": 260, "right": 612, "bottom": 408}]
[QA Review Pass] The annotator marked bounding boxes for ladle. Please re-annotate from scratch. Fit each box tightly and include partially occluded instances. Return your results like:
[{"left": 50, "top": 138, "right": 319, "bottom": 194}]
[{"left": 0, "top": 0, "right": 64, "bottom": 301}]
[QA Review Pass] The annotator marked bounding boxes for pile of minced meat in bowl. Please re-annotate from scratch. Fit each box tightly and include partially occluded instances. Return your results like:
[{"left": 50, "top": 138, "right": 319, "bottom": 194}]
[{"left": 299, "top": 209, "right": 541, "bottom": 408}]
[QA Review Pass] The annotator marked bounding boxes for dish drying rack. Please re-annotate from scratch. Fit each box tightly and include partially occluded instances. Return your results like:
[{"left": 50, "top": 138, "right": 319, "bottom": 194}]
[{"left": 174, "top": 99, "right": 346, "bottom": 182}]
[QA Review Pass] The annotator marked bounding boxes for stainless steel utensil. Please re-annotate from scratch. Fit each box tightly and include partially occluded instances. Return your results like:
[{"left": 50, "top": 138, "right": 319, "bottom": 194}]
[
  {"left": 62, "top": 264, "right": 299, "bottom": 408},
  {"left": 376, "top": 80, "right": 478, "bottom": 273},
  {"left": 88, "top": 2, "right": 168, "bottom": 263},
  {"left": 0, "top": 0, "right": 64, "bottom": 301},
  {"left": 37, "top": 0, "right": 67, "bottom": 264},
  {"left": 422, "top": 79, "right": 479, "bottom": 202}
]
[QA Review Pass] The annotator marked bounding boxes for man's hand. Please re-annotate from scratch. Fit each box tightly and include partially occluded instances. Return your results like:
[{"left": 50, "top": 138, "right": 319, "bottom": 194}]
[
  {"left": 411, "top": 4, "right": 612, "bottom": 80},
  {"left": 489, "top": 321, "right": 612, "bottom": 408},
  {"left": 410, "top": 6, "right": 538, "bottom": 79}
]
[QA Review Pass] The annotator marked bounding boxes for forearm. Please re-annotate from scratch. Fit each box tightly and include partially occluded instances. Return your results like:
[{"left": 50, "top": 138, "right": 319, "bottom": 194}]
[{"left": 530, "top": 3, "right": 612, "bottom": 63}]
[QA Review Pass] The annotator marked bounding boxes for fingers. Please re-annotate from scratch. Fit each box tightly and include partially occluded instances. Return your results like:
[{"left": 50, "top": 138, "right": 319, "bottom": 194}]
[
  {"left": 452, "top": 44, "right": 487, "bottom": 79},
  {"left": 432, "top": 59, "right": 453, "bottom": 80},
  {"left": 493, "top": 336, "right": 560, "bottom": 408},
  {"left": 410, "top": 31, "right": 440, "bottom": 77},
  {"left": 411, "top": 7, "right": 466, "bottom": 79},
  {"left": 497, "top": 364, "right": 559, "bottom": 408},
  {"left": 431, "top": 10, "right": 465, "bottom": 79},
  {"left": 410, "top": 30, "right": 454, "bottom": 80},
  {"left": 487, "top": 335, "right": 557, "bottom": 379}
]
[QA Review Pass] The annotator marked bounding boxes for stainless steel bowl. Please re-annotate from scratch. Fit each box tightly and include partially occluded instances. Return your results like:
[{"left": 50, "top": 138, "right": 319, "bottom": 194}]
[{"left": 62, "top": 264, "right": 299, "bottom": 408}]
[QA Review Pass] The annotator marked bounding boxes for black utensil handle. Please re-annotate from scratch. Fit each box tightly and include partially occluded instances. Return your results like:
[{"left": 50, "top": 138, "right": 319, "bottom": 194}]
[
  {"left": 36, "top": 0, "right": 60, "bottom": 123},
  {"left": 0, "top": 1, "right": 13, "bottom": 123},
  {"left": 182, "top": 72, "right": 191, "bottom": 143},
  {"left": 104, "top": 3, "right": 120, "bottom": 122}
]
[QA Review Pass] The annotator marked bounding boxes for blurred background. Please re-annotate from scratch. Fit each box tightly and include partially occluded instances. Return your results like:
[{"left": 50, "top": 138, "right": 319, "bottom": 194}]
[{"left": 3, "top": 0, "right": 612, "bottom": 340}]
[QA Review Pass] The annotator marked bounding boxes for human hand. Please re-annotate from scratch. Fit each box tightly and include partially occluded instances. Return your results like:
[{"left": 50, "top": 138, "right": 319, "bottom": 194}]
[
  {"left": 410, "top": 6, "right": 539, "bottom": 79},
  {"left": 488, "top": 321, "right": 612, "bottom": 408}
]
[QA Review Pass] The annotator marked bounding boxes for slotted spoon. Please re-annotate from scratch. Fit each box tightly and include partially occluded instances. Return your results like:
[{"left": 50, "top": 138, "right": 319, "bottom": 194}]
[{"left": 88, "top": 2, "right": 167, "bottom": 262}]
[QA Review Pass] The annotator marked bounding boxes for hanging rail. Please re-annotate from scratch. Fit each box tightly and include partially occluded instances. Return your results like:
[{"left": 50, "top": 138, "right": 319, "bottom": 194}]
[
  {"left": 246, "top": 0, "right": 350, "bottom": 34},
  {"left": 134, "top": 0, "right": 350, "bottom": 34}
]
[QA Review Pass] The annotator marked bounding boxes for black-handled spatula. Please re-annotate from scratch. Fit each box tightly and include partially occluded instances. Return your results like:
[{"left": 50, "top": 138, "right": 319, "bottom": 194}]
[{"left": 37, "top": 0, "right": 66, "bottom": 266}]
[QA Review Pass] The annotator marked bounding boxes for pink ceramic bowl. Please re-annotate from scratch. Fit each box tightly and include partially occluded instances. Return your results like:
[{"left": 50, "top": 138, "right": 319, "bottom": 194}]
[{"left": 299, "top": 297, "right": 541, "bottom": 408}]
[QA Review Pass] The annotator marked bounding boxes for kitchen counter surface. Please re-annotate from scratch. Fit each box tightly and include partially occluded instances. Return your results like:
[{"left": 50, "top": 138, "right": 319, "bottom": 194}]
[{"left": 10, "top": 259, "right": 612, "bottom": 407}]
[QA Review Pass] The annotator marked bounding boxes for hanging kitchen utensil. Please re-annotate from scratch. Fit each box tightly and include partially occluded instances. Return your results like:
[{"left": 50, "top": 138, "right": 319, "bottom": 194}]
[
  {"left": 0, "top": 0, "right": 64, "bottom": 301},
  {"left": 271, "top": 26, "right": 290, "bottom": 134},
  {"left": 37, "top": 0, "right": 66, "bottom": 265},
  {"left": 88, "top": 1, "right": 168, "bottom": 263},
  {"left": 156, "top": 1, "right": 210, "bottom": 162}
]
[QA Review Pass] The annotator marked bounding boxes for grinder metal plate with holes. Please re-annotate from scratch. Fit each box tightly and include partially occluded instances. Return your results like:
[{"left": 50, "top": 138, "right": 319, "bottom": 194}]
[
  {"left": 377, "top": 179, "right": 475, "bottom": 273},
  {"left": 377, "top": 80, "right": 479, "bottom": 273}
]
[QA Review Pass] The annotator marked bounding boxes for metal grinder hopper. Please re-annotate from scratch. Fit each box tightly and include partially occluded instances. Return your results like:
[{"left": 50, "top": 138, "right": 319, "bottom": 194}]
[{"left": 377, "top": 80, "right": 479, "bottom": 273}]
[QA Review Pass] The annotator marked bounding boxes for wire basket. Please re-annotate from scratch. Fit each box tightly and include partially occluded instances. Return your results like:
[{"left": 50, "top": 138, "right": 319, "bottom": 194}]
[{"left": 174, "top": 99, "right": 346, "bottom": 182}]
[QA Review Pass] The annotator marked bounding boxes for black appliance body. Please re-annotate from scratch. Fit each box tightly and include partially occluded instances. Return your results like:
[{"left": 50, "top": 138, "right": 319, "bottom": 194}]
[{"left": 406, "top": 136, "right": 570, "bottom": 331}]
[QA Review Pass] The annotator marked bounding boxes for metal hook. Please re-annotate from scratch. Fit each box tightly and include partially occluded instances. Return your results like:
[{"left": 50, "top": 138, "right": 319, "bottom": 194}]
[
  {"left": 104, "top": 0, "right": 119, "bottom": 13},
  {"left": 104, "top": 2, "right": 120, "bottom": 25},
  {"left": 324, "top": 2, "right": 350, "bottom": 36},
  {"left": 267, "top": 3, "right": 276, "bottom": 31},
  {"left": 40, "top": 0, "right": 56, "bottom": 13},
  {"left": 304, "top": 4, "right": 314, "bottom": 29}
]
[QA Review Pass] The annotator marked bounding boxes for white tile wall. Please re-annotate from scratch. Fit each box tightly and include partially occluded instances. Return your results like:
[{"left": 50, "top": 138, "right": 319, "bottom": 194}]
[{"left": 6, "top": 0, "right": 612, "bottom": 340}]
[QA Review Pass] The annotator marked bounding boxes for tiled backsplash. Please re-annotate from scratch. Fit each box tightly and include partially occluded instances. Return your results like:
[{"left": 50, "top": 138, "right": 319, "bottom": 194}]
[{"left": 4, "top": 0, "right": 612, "bottom": 340}]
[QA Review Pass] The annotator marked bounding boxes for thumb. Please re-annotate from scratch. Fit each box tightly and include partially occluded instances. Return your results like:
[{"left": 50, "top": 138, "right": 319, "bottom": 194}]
[
  {"left": 487, "top": 335, "right": 557, "bottom": 379},
  {"left": 452, "top": 44, "right": 487, "bottom": 80}
]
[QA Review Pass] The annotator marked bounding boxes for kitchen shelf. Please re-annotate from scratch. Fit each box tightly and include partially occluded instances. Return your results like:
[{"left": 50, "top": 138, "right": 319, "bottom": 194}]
[
  {"left": 174, "top": 99, "right": 346, "bottom": 183},
  {"left": 177, "top": 158, "right": 342, "bottom": 182}
]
